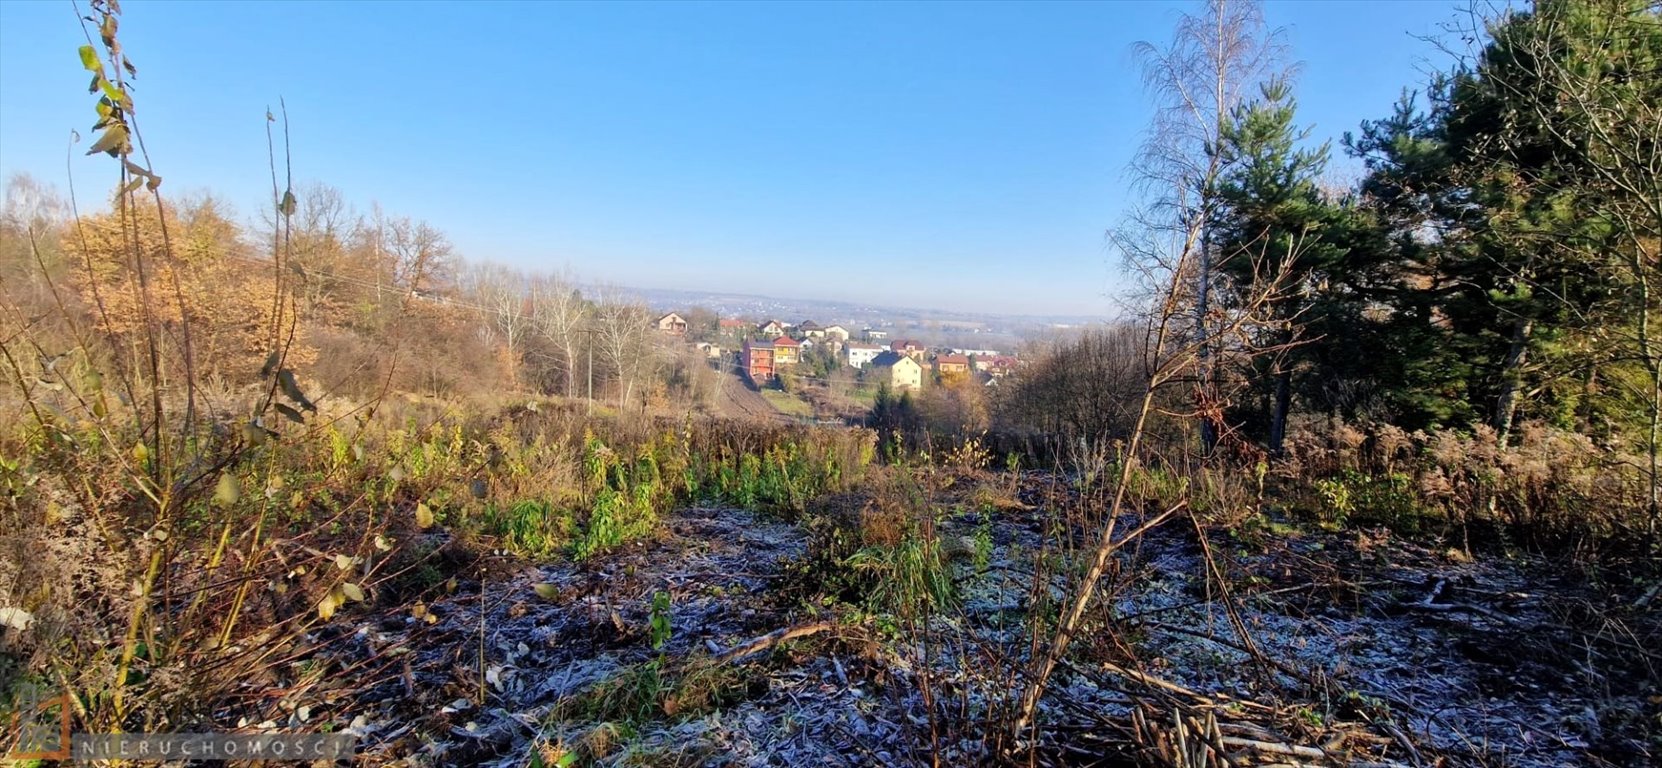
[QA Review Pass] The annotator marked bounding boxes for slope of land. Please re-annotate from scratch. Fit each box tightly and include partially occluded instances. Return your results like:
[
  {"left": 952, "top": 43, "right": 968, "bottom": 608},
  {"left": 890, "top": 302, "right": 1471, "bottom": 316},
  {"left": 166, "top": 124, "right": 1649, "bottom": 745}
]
[{"left": 221, "top": 475, "right": 1657, "bottom": 767}]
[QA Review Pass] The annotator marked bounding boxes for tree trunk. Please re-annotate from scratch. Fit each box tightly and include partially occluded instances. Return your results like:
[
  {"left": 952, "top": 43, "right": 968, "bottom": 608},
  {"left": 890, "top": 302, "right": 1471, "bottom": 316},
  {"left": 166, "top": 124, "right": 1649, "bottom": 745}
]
[
  {"left": 1196, "top": 238, "right": 1217, "bottom": 454},
  {"left": 1269, "top": 364, "right": 1290, "bottom": 457},
  {"left": 1492, "top": 316, "right": 1534, "bottom": 447}
]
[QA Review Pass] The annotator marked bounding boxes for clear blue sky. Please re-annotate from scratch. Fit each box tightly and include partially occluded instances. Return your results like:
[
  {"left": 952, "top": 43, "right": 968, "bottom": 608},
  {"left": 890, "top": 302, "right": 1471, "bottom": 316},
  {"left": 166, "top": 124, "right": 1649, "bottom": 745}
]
[{"left": 0, "top": 1, "right": 1461, "bottom": 317}]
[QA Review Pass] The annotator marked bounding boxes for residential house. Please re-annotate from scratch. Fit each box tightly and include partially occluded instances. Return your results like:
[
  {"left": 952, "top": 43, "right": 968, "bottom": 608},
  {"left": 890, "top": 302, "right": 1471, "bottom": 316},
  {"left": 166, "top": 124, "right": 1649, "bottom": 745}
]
[
  {"left": 890, "top": 339, "right": 925, "bottom": 361},
  {"left": 694, "top": 341, "right": 723, "bottom": 359},
  {"left": 823, "top": 325, "right": 851, "bottom": 342},
  {"left": 870, "top": 351, "right": 923, "bottom": 392},
  {"left": 743, "top": 339, "right": 776, "bottom": 384},
  {"left": 719, "top": 318, "right": 750, "bottom": 334},
  {"left": 845, "top": 342, "right": 884, "bottom": 368},
  {"left": 978, "top": 355, "right": 1021, "bottom": 378},
  {"left": 655, "top": 312, "right": 689, "bottom": 335},
  {"left": 862, "top": 328, "right": 889, "bottom": 341},
  {"left": 757, "top": 320, "right": 786, "bottom": 338},
  {"left": 935, "top": 354, "right": 970, "bottom": 376},
  {"left": 773, "top": 335, "right": 801, "bottom": 366},
  {"left": 797, "top": 321, "right": 825, "bottom": 339}
]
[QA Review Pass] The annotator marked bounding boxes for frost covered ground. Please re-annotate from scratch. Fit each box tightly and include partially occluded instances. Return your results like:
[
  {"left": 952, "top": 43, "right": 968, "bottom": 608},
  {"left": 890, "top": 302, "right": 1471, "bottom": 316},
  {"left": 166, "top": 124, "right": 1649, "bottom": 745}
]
[{"left": 231, "top": 484, "right": 1658, "bottom": 767}]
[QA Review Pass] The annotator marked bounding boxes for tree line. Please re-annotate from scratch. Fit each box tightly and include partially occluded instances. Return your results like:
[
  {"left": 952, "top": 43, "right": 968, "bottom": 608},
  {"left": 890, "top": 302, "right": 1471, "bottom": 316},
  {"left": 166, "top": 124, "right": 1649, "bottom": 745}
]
[
  {"left": 993, "top": 0, "right": 1659, "bottom": 531},
  {"left": 0, "top": 178, "right": 720, "bottom": 411}
]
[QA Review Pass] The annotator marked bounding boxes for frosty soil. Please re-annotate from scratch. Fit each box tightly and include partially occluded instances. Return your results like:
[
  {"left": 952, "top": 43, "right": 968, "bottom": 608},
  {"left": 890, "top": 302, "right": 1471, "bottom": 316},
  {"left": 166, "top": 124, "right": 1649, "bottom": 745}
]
[{"left": 238, "top": 492, "right": 1657, "bottom": 767}]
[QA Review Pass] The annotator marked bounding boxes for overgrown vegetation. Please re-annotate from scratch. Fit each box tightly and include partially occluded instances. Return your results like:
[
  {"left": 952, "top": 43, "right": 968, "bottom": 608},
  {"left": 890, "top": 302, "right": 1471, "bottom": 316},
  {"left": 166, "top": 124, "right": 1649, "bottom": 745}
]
[{"left": 1, "top": 1, "right": 1658, "bottom": 766}]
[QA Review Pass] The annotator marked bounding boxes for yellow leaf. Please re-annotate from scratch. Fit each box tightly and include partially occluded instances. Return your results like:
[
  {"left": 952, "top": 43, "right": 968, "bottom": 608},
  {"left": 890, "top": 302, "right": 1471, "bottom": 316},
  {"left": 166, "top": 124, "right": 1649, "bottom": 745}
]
[
  {"left": 317, "top": 591, "right": 339, "bottom": 621},
  {"left": 533, "top": 583, "right": 560, "bottom": 600},
  {"left": 333, "top": 554, "right": 354, "bottom": 571},
  {"left": 213, "top": 473, "right": 241, "bottom": 507},
  {"left": 415, "top": 502, "right": 434, "bottom": 529},
  {"left": 132, "top": 441, "right": 149, "bottom": 463},
  {"left": 341, "top": 583, "right": 365, "bottom": 602},
  {"left": 374, "top": 535, "right": 393, "bottom": 552}
]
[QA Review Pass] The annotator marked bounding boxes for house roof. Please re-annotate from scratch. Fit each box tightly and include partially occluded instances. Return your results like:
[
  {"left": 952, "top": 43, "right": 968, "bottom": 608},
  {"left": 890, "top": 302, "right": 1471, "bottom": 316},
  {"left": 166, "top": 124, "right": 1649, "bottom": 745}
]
[
  {"left": 773, "top": 336, "right": 801, "bottom": 347},
  {"left": 871, "top": 350, "right": 912, "bottom": 368},
  {"left": 745, "top": 339, "right": 775, "bottom": 350},
  {"left": 845, "top": 342, "right": 881, "bottom": 351},
  {"left": 758, "top": 320, "right": 783, "bottom": 330},
  {"left": 890, "top": 339, "right": 921, "bottom": 352},
  {"left": 797, "top": 320, "right": 822, "bottom": 331},
  {"left": 936, "top": 354, "right": 970, "bottom": 366},
  {"left": 719, "top": 318, "right": 748, "bottom": 328}
]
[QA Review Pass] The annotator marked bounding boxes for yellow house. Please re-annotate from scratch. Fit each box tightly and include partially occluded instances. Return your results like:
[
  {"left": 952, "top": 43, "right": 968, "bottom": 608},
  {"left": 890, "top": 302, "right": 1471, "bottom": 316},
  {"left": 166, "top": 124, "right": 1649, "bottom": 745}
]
[{"left": 871, "top": 351, "right": 923, "bottom": 391}]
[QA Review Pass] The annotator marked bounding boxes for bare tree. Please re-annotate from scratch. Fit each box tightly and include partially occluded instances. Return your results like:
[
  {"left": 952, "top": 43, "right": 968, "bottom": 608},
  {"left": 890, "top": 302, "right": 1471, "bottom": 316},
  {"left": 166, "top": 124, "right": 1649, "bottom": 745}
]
[
  {"left": 1013, "top": 0, "right": 1300, "bottom": 738},
  {"left": 592, "top": 289, "right": 654, "bottom": 407},
  {"left": 530, "top": 270, "right": 590, "bottom": 397},
  {"left": 384, "top": 216, "right": 453, "bottom": 295},
  {"left": 461, "top": 261, "right": 533, "bottom": 389},
  {"left": 1130, "top": 0, "right": 1288, "bottom": 453},
  {"left": 286, "top": 182, "right": 357, "bottom": 322}
]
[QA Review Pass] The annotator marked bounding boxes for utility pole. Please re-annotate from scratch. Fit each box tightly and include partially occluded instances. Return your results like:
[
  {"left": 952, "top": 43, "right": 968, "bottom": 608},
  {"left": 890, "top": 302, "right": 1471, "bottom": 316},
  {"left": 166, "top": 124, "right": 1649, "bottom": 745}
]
[{"left": 575, "top": 325, "right": 597, "bottom": 415}]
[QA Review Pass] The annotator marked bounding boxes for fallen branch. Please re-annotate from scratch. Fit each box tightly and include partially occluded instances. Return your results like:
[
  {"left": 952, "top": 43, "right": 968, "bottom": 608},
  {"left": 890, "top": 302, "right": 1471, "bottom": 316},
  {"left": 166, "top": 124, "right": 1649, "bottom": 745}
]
[
  {"left": 1218, "top": 735, "right": 1326, "bottom": 759},
  {"left": 713, "top": 620, "right": 835, "bottom": 664}
]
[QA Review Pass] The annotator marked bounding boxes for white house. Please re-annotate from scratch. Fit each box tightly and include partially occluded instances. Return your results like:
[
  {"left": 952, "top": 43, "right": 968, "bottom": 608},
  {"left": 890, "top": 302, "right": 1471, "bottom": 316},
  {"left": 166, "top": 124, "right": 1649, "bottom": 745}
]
[
  {"left": 871, "top": 351, "right": 923, "bottom": 391},
  {"left": 845, "top": 342, "right": 884, "bottom": 369},
  {"left": 823, "top": 324, "right": 851, "bottom": 342}
]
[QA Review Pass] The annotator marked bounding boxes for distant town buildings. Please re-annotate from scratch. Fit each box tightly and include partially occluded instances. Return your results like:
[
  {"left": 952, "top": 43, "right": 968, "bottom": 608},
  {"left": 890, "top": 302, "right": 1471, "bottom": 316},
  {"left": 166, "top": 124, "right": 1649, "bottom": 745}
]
[
  {"left": 845, "top": 341, "right": 884, "bottom": 368},
  {"left": 684, "top": 315, "right": 1018, "bottom": 390},
  {"left": 772, "top": 335, "right": 801, "bottom": 365},
  {"left": 655, "top": 312, "right": 688, "bottom": 335},
  {"left": 743, "top": 339, "right": 775, "bottom": 383},
  {"left": 871, "top": 351, "right": 923, "bottom": 391},
  {"left": 934, "top": 353, "right": 970, "bottom": 375},
  {"left": 889, "top": 339, "right": 925, "bottom": 361}
]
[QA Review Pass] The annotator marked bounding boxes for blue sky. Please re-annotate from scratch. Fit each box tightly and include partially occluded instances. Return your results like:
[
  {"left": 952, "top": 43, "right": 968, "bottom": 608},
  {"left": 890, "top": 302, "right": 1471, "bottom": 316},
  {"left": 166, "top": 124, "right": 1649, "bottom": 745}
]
[{"left": 0, "top": 1, "right": 1461, "bottom": 317}]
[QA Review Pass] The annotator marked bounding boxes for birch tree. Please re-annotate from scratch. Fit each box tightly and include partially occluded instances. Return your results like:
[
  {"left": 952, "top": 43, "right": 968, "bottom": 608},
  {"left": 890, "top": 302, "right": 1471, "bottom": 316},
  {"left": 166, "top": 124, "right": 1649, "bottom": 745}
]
[
  {"left": 530, "top": 271, "right": 590, "bottom": 397},
  {"left": 1129, "top": 0, "right": 1288, "bottom": 453}
]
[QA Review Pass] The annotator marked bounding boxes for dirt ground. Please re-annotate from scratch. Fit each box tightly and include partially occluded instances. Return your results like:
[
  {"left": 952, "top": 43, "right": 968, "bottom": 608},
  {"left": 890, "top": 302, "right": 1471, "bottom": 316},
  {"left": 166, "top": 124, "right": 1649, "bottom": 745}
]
[
  {"left": 223, "top": 480, "right": 1659, "bottom": 767},
  {"left": 714, "top": 360, "right": 791, "bottom": 423}
]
